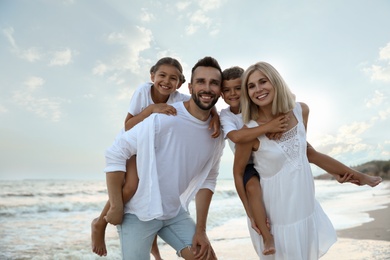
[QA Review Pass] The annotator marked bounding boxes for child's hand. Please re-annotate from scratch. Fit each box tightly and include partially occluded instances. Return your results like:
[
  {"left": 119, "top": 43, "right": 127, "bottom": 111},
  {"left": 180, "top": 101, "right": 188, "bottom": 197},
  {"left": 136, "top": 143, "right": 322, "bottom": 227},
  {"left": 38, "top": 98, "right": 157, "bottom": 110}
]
[
  {"left": 334, "top": 172, "right": 361, "bottom": 185},
  {"left": 266, "top": 132, "right": 283, "bottom": 140},
  {"left": 250, "top": 217, "right": 271, "bottom": 235},
  {"left": 209, "top": 112, "right": 221, "bottom": 138},
  {"left": 265, "top": 115, "right": 289, "bottom": 140},
  {"left": 151, "top": 104, "right": 177, "bottom": 115},
  {"left": 250, "top": 218, "right": 261, "bottom": 235},
  {"left": 267, "top": 115, "right": 289, "bottom": 133}
]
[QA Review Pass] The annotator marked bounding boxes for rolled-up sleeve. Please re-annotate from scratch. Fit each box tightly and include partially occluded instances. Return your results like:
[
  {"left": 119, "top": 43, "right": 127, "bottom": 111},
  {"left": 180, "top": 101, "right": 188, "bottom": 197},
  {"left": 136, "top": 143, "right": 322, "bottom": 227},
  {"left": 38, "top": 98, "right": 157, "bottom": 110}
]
[
  {"left": 200, "top": 136, "right": 225, "bottom": 192},
  {"left": 104, "top": 128, "right": 138, "bottom": 173}
]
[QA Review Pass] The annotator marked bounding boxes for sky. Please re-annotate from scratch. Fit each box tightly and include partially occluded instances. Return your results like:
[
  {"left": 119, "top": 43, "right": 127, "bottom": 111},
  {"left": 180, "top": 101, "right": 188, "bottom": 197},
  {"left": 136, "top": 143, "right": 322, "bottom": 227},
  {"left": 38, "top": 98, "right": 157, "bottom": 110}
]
[{"left": 0, "top": 0, "right": 389, "bottom": 180}]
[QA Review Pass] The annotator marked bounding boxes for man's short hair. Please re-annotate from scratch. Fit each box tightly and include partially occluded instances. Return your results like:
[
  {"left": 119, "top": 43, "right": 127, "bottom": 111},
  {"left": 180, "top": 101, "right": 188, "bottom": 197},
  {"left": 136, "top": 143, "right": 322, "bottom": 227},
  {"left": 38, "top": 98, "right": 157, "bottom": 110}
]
[{"left": 190, "top": 56, "right": 223, "bottom": 83}]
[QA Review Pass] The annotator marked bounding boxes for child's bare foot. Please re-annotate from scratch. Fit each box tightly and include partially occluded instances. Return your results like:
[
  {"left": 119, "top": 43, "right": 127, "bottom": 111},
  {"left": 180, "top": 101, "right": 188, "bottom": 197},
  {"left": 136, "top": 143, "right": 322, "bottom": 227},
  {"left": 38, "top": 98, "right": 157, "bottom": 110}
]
[
  {"left": 91, "top": 217, "right": 108, "bottom": 256},
  {"left": 262, "top": 235, "right": 276, "bottom": 255},
  {"left": 355, "top": 171, "right": 382, "bottom": 187}
]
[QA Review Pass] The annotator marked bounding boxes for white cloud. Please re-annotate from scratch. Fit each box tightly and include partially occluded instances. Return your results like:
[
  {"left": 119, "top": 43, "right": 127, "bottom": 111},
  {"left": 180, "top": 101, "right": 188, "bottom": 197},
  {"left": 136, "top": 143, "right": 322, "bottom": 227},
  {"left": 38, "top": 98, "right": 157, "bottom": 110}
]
[
  {"left": 176, "top": 1, "right": 191, "bottom": 10},
  {"left": 314, "top": 121, "right": 373, "bottom": 156},
  {"left": 3, "top": 28, "right": 73, "bottom": 65},
  {"left": 0, "top": 104, "right": 8, "bottom": 114},
  {"left": 83, "top": 93, "right": 94, "bottom": 99},
  {"left": 363, "top": 42, "right": 390, "bottom": 82},
  {"left": 338, "top": 122, "right": 371, "bottom": 139},
  {"left": 140, "top": 8, "right": 155, "bottom": 22},
  {"left": 365, "top": 90, "right": 385, "bottom": 107},
  {"left": 2, "top": 27, "right": 43, "bottom": 62},
  {"left": 185, "top": 10, "right": 212, "bottom": 35},
  {"left": 13, "top": 76, "right": 64, "bottom": 122},
  {"left": 49, "top": 48, "right": 73, "bottom": 66},
  {"left": 117, "top": 87, "right": 134, "bottom": 100},
  {"left": 3, "top": 27, "right": 75, "bottom": 67},
  {"left": 190, "top": 10, "right": 212, "bottom": 27},
  {"left": 382, "top": 150, "right": 390, "bottom": 156},
  {"left": 379, "top": 42, "right": 390, "bottom": 60},
  {"left": 364, "top": 65, "right": 390, "bottom": 82},
  {"left": 183, "top": 0, "right": 224, "bottom": 36},
  {"left": 185, "top": 24, "right": 199, "bottom": 35},
  {"left": 99, "top": 26, "right": 153, "bottom": 80},
  {"left": 108, "top": 73, "right": 125, "bottom": 85},
  {"left": 209, "top": 28, "right": 220, "bottom": 36},
  {"left": 2, "top": 27, "right": 17, "bottom": 49},
  {"left": 198, "top": 0, "right": 223, "bottom": 11},
  {"left": 21, "top": 47, "right": 42, "bottom": 62},
  {"left": 92, "top": 62, "right": 108, "bottom": 76},
  {"left": 378, "top": 107, "right": 390, "bottom": 120},
  {"left": 330, "top": 142, "right": 370, "bottom": 155},
  {"left": 24, "top": 76, "right": 45, "bottom": 91}
]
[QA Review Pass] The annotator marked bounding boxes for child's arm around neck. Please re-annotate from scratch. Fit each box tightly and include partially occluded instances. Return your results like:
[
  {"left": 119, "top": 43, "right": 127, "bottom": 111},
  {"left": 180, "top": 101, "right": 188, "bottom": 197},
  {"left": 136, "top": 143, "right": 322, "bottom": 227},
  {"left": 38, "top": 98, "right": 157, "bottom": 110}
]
[{"left": 227, "top": 114, "right": 288, "bottom": 144}]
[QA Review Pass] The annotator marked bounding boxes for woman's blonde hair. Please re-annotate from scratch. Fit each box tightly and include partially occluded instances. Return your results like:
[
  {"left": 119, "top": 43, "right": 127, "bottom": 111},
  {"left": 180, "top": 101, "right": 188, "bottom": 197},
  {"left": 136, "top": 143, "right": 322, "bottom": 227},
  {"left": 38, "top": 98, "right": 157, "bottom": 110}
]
[{"left": 241, "top": 62, "right": 295, "bottom": 123}]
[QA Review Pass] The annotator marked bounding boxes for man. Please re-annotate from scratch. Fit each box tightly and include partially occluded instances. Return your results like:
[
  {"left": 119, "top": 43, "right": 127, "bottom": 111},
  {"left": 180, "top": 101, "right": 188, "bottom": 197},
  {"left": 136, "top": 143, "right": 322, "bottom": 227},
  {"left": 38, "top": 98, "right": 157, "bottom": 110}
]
[{"left": 104, "top": 56, "right": 225, "bottom": 259}]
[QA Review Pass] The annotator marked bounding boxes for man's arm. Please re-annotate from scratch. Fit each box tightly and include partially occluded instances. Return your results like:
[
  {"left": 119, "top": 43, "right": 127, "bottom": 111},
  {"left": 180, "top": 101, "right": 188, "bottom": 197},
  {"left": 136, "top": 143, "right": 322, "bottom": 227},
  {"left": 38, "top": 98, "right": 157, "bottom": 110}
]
[
  {"left": 104, "top": 171, "right": 125, "bottom": 225},
  {"left": 192, "top": 188, "right": 216, "bottom": 259},
  {"left": 104, "top": 128, "right": 138, "bottom": 224}
]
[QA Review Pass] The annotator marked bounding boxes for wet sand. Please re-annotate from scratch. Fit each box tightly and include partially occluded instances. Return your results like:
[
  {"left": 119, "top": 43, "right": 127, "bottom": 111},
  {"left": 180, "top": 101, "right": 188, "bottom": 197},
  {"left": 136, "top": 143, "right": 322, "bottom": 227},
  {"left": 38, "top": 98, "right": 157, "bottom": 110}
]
[{"left": 158, "top": 184, "right": 390, "bottom": 259}]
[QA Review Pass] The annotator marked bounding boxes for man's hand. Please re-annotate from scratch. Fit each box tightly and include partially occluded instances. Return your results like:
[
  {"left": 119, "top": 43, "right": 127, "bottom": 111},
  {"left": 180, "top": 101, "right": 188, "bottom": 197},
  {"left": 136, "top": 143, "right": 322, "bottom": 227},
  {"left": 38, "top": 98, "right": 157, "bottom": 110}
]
[
  {"left": 191, "top": 230, "right": 217, "bottom": 259},
  {"left": 104, "top": 204, "right": 124, "bottom": 225}
]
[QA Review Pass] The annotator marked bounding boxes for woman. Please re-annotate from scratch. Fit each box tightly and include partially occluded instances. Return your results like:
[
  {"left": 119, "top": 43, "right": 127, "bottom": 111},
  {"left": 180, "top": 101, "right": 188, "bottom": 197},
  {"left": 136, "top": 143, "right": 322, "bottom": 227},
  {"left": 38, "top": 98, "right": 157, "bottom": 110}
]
[{"left": 233, "top": 61, "right": 336, "bottom": 259}]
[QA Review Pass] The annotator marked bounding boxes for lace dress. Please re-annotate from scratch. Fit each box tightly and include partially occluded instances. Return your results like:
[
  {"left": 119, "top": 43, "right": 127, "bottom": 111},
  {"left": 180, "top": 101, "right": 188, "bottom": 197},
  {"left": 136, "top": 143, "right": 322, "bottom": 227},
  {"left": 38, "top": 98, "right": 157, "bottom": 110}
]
[{"left": 246, "top": 103, "right": 336, "bottom": 260}]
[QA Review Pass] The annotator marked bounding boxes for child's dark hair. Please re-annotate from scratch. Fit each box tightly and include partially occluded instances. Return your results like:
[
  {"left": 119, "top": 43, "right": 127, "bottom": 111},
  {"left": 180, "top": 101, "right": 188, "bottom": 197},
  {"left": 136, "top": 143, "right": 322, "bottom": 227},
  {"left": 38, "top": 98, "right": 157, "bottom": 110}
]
[
  {"left": 150, "top": 57, "right": 185, "bottom": 83},
  {"left": 222, "top": 66, "right": 244, "bottom": 81},
  {"left": 190, "top": 56, "right": 223, "bottom": 83}
]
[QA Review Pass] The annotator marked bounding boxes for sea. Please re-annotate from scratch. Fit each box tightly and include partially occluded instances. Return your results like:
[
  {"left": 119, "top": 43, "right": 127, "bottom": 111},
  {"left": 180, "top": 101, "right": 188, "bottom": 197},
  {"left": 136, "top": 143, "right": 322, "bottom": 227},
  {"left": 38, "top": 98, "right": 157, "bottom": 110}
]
[{"left": 1, "top": 179, "right": 389, "bottom": 260}]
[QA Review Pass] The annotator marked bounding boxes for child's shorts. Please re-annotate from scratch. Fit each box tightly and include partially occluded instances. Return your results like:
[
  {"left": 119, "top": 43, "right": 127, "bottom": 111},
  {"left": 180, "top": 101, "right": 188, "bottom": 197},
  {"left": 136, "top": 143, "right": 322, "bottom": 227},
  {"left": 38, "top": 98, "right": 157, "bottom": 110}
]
[{"left": 243, "top": 163, "right": 260, "bottom": 188}]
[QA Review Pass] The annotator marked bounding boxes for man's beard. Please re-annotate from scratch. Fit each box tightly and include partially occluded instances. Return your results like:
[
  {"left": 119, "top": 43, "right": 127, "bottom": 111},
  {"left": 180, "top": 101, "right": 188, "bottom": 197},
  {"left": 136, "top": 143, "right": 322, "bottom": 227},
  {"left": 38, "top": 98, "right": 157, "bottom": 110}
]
[{"left": 192, "top": 91, "right": 219, "bottom": 111}]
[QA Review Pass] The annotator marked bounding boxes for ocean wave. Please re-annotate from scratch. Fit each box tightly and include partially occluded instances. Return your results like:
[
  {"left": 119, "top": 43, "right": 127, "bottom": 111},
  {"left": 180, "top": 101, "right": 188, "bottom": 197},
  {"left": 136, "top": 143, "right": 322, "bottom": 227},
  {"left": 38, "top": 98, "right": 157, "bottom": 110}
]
[
  {"left": 1, "top": 189, "right": 107, "bottom": 198},
  {"left": 0, "top": 200, "right": 106, "bottom": 217},
  {"left": 213, "top": 189, "right": 238, "bottom": 199}
]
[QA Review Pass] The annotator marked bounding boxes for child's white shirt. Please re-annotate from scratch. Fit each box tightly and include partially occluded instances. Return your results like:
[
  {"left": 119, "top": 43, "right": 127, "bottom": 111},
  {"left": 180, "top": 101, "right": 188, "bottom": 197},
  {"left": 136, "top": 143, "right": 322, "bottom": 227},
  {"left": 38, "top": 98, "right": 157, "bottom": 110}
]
[
  {"left": 220, "top": 107, "right": 244, "bottom": 153},
  {"left": 128, "top": 82, "right": 190, "bottom": 116},
  {"left": 113, "top": 82, "right": 190, "bottom": 140}
]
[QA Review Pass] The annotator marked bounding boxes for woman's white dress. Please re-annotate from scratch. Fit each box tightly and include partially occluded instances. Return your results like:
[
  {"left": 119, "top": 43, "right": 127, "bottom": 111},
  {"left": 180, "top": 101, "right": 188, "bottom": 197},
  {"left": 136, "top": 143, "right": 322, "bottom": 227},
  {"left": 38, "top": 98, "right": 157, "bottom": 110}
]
[{"left": 246, "top": 103, "right": 337, "bottom": 260}]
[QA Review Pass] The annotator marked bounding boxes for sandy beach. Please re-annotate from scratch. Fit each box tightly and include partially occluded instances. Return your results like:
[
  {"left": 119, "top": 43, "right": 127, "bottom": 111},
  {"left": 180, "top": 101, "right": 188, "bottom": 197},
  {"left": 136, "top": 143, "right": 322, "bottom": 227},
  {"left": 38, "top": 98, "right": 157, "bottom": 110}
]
[
  {"left": 322, "top": 202, "right": 390, "bottom": 260},
  {"left": 159, "top": 181, "right": 390, "bottom": 259},
  {"left": 3, "top": 179, "right": 388, "bottom": 259}
]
